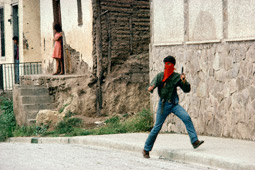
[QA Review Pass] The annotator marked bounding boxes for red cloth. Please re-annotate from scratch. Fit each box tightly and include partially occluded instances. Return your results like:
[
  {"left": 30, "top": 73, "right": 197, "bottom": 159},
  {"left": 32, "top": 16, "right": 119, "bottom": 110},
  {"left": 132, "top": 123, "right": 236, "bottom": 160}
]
[{"left": 162, "top": 62, "right": 175, "bottom": 82}]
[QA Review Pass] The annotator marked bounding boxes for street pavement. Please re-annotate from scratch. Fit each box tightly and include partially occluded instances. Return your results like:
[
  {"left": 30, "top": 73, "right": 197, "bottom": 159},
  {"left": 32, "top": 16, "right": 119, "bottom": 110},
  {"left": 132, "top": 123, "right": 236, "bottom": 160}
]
[
  {"left": 0, "top": 143, "right": 214, "bottom": 170},
  {"left": 6, "top": 133, "right": 255, "bottom": 170}
]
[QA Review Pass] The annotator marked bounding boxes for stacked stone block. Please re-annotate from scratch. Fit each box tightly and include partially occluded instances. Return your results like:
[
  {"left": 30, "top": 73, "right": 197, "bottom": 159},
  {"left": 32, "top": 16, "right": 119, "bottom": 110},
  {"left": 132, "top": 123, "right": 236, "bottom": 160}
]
[{"left": 151, "top": 41, "right": 255, "bottom": 140}]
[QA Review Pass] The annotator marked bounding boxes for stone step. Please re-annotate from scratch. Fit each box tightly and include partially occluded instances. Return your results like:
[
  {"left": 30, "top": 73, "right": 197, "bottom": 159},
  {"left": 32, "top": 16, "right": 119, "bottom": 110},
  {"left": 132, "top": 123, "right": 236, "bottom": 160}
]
[
  {"left": 26, "top": 110, "right": 40, "bottom": 119},
  {"left": 19, "top": 87, "right": 49, "bottom": 96},
  {"left": 23, "top": 103, "right": 56, "bottom": 112},
  {"left": 21, "top": 95, "right": 54, "bottom": 105}
]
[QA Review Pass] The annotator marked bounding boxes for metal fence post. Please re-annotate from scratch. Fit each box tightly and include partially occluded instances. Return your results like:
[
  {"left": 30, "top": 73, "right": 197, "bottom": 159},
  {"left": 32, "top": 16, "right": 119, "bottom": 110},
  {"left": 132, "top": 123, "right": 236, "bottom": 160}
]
[
  {"left": 0, "top": 64, "right": 3, "bottom": 91},
  {"left": 1, "top": 62, "right": 42, "bottom": 91}
]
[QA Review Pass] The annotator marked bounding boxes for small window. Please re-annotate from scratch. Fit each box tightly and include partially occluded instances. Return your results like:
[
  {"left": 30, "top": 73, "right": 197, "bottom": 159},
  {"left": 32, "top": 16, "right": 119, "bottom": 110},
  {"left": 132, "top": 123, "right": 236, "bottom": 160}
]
[
  {"left": 0, "top": 7, "right": 5, "bottom": 57},
  {"left": 77, "top": 0, "right": 83, "bottom": 26}
]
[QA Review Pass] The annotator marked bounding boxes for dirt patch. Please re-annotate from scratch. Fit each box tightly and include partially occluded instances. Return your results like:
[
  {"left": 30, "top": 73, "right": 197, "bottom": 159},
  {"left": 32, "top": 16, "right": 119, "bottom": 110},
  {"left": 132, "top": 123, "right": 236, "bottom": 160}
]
[{"left": 73, "top": 115, "right": 108, "bottom": 129}]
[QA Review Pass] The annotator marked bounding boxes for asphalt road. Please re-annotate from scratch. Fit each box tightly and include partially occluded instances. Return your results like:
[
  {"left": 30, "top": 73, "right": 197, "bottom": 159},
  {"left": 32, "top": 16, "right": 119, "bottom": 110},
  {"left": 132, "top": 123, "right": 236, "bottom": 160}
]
[{"left": 0, "top": 143, "right": 215, "bottom": 170}]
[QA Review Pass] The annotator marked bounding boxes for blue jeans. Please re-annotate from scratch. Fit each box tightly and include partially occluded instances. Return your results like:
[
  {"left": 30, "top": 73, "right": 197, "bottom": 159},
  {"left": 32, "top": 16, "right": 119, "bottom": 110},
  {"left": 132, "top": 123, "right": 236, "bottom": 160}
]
[{"left": 144, "top": 99, "right": 198, "bottom": 151}]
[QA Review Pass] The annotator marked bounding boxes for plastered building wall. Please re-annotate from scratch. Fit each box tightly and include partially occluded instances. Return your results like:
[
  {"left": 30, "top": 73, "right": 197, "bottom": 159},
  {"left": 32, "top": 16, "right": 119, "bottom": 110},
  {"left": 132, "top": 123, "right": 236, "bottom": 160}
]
[
  {"left": 188, "top": 0, "right": 223, "bottom": 41},
  {"left": 228, "top": 0, "right": 255, "bottom": 40},
  {"left": 40, "top": 0, "right": 93, "bottom": 73},
  {"left": 150, "top": 0, "right": 255, "bottom": 140},
  {"left": 152, "top": 0, "right": 184, "bottom": 44},
  {"left": 61, "top": 0, "right": 93, "bottom": 69},
  {"left": 19, "top": 0, "right": 41, "bottom": 63},
  {"left": 0, "top": 0, "right": 14, "bottom": 63},
  {"left": 39, "top": 0, "right": 54, "bottom": 73},
  {"left": 0, "top": 0, "right": 41, "bottom": 63},
  {"left": 0, "top": 0, "right": 17, "bottom": 90}
]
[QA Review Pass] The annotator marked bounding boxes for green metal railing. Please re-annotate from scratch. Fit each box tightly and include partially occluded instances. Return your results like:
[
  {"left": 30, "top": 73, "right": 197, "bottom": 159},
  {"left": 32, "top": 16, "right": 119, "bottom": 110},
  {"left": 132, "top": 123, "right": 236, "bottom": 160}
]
[{"left": 0, "top": 62, "right": 42, "bottom": 91}]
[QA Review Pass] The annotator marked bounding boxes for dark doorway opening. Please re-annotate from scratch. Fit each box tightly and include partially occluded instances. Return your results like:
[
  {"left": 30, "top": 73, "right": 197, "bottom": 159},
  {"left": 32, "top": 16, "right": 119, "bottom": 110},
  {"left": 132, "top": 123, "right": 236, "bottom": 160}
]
[
  {"left": 12, "top": 5, "right": 19, "bottom": 37},
  {"left": 0, "top": 64, "right": 3, "bottom": 91},
  {"left": 0, "top": 7, "right": 5, "bottom": 57},
  {"left": 12, "top": 5, "right": 19, "bottom": 84},
  {"left": 52, "top": 0, "right": 62, "bottom": 25}
]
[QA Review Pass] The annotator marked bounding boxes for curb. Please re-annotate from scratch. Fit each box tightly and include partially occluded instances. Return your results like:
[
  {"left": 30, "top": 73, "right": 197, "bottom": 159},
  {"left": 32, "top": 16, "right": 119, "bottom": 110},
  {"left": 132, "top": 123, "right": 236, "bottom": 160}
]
[
  {"left": 7, "top": 136, "right": 255, "bottom": 170},
  {"left": 158, "top": 149, "right": 254, "bottom": 170}
]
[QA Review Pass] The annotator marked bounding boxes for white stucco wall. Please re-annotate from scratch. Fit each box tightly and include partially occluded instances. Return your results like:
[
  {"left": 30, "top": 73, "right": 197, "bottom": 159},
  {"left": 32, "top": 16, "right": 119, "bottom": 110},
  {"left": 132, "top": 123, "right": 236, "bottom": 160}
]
[
  {"left": 189, "top": 0, "right": 223, "bottom": 41},
  {"left": 228, "top": 0, "right": 255, "bottom": 40},
  {"left": 40, "top": 0, "right": 93, "bottom": 73},
  {"left": 152, "top": 0, "right": 184, "bottom": 45},
  {"left": 1, "top": 2, "right": 13, "bottom": 63},
  {"left": 0, "top": 0, "right": 18, "bottom": 90},
  {"left": 40, "top": 0, "right": 54, "bottom": 73},
  {"left": 60, "top": 0, "right": 93, "bottom": 68},
  {"left": 19, "top": 0, "right": 41, "bottom": 63},
  {"left": 0, "top": 0, "right": 40, "bottom": 64}
]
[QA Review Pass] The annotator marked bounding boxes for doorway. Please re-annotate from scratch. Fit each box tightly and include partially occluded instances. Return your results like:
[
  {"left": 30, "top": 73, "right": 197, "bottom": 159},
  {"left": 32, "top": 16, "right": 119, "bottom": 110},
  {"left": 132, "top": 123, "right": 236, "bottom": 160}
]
[
  {"left": 0, "top": 7, "right": 5, "bottom": 57},
  {"left": 52, "top": 0, "right": 65, "bottom": 74},
  {"left": 12, "top": 5, "right": 19, "bottom": 37},
  {"left": 52, "top": 0, "right": 61, "bottom": 25},
  {"left": 12, "top": 4, "right": 19, "bottom": 84},
  {"left": 0, "top": 64, "right": 3, "bottom": 91}
]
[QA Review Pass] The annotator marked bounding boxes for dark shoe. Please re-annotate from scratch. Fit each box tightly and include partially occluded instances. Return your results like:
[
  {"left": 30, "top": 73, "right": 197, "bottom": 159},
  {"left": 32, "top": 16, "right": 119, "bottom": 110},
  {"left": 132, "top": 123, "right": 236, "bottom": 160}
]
[
  {"left": 142, "top": 149, "right": 150, "bottom": 158},
  {"left": 53, "top": 71, "right": 60, "bottom": 75},
  {"left": 192, "top": 140, "right": 204, "bottom": 149}
]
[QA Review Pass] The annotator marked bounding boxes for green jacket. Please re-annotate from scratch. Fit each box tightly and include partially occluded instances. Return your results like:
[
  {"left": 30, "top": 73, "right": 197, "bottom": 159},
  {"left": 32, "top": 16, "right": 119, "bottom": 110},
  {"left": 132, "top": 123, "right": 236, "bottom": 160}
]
[{"left": 150, "top": 72, "right": 191, "bottom": 103}]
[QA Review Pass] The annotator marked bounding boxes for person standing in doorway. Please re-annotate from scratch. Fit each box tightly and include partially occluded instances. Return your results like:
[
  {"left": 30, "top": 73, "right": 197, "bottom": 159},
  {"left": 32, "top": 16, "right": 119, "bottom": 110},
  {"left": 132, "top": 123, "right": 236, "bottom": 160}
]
[
  {"left": 52, "top": 24, "right": 63, "bottom": 75},
  {"left": 142, "top": 56, "right": 204, "bottom": 158},
  {"left": 13, "top": 36, "right": 19, "bottom": 84}
]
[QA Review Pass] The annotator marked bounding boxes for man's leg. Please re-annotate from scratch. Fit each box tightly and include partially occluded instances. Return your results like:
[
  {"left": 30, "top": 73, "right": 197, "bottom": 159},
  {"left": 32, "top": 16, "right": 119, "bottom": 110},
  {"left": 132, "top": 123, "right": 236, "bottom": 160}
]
[
  {"left": 144, "top": 101, "right": 172, "bottom": 152},
  {"left": 171, "top": 104, "right": 198, "bottom": 144}
]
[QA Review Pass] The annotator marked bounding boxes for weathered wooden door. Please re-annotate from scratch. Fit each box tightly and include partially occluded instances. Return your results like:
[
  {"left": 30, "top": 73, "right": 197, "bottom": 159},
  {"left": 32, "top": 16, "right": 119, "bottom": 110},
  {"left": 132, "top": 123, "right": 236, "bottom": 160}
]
[
  {"left": 52, "top": 0, "right": 66, "bottom": 74},
  {"left": 0, "top": 64, "right": 3, "bottom": 91},
  {"left": 52, "top": 0, "right": 61, "bottom": 25},
  {"left": 12, "top": 5, "right": 19, "bottom": 37}
]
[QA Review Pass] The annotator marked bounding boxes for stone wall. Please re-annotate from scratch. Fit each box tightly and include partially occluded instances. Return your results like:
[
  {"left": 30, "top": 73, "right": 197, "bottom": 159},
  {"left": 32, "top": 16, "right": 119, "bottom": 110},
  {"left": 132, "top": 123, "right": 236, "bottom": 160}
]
[
  {"left": 101, "top": 53, "right": 150, "bottom": 115},
  {"left": 91, "top": 0, "right": 150, "bottom": 115},
  {"left": 20, "top": 53, "right": 150, "bottom": 117},
  {"left": 20, "top": 74, "right": 97, "bottom": 117},
  {"left": 151, "top": 0, "right": 255, "bottom": 141},
  {"left": 150, "top": 41, "right": 255, "bottom": 140},
  {"left": 92, "top": 0, "right": 150, "bottom": 72}
]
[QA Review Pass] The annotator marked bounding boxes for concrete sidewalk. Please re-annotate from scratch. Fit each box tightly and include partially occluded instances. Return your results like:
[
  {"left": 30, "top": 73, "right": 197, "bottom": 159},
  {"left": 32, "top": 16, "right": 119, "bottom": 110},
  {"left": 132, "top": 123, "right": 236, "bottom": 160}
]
[{"left": 8, "top": 133, "right": 255, "bottom": 170}]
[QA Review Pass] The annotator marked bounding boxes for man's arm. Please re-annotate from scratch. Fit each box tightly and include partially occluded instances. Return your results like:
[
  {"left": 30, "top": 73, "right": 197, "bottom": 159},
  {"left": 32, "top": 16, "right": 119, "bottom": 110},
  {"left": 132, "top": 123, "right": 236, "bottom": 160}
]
[
  {"left": 148, "top": 73, "right": 162, "bottom": 92},
  {"left": 179, "top": 74, "right": 191, "bottom": 93},
  {"left": 148, "top": 85, "right": 155, "bottom": 92}
]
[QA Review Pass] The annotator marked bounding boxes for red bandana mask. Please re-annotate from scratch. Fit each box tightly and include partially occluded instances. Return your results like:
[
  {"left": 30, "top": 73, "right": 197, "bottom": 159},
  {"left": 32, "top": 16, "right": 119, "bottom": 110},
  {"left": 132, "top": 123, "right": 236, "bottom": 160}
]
[{"left": 162, "top": 62, "right": 175, "bottom": 82}]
